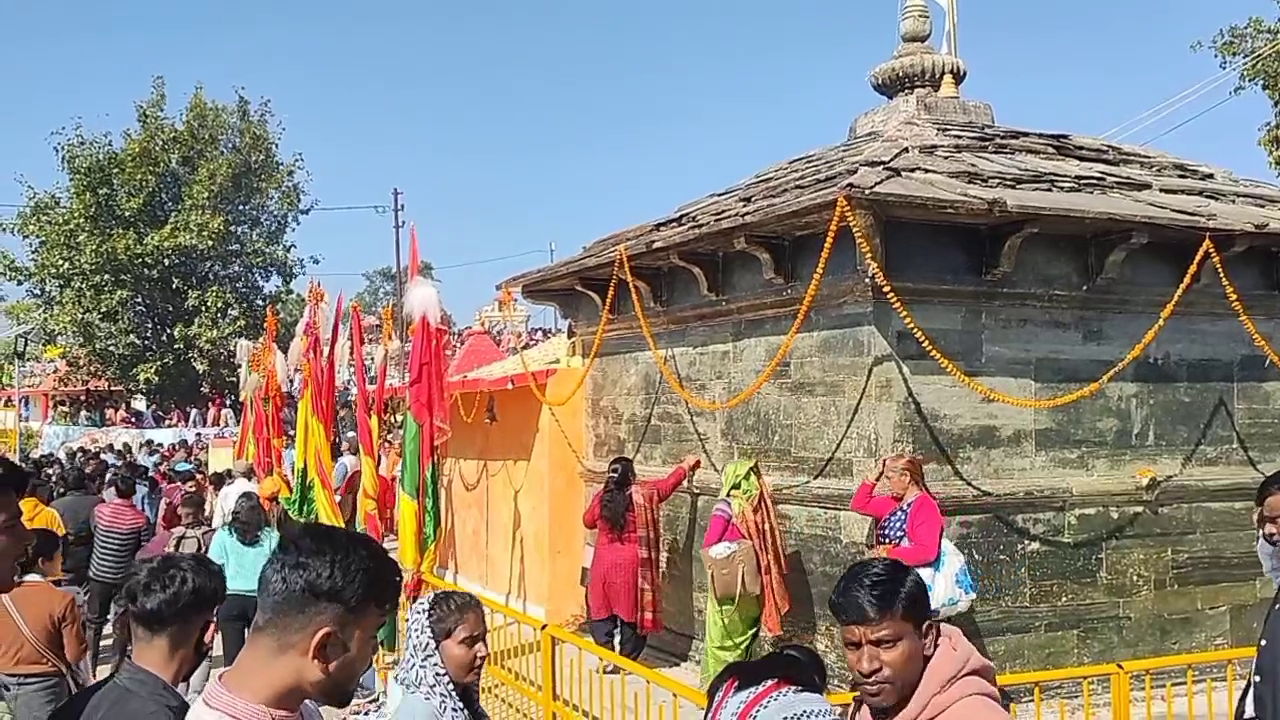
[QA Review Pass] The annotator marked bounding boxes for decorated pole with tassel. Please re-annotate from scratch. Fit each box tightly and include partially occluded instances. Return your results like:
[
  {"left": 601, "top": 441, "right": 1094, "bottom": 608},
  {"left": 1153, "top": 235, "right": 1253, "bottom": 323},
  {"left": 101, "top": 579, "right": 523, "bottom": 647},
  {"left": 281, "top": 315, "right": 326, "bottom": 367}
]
[{"left": 396, "top": 233, "right": 451, "bottom": 601}]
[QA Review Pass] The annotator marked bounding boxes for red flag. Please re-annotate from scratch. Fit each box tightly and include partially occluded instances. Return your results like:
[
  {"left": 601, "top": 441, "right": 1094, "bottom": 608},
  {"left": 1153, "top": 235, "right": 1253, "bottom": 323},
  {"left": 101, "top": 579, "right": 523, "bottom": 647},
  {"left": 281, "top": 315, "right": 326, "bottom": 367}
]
[
  {"left": 322, "top": 292, "right": 344, "bottom": 434},
  {"left": 249, "top": 393, "right": 271, "bottom": 480},
  {"left": 374, "top": 358, "right": 388, "bottom": 421},
  {"left": 408, "top": 223, "right": 421, "bottom": 281},
  {"left": 350, "top": 305, "right": 387, "bottom": 541}
]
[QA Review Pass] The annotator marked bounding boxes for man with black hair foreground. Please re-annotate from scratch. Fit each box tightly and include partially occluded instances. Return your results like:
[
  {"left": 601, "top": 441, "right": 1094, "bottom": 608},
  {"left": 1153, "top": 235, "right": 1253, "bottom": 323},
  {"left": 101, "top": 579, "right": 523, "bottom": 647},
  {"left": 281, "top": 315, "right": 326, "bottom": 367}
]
[
  {"left": 50, "top": 553, "right": 226, "bottom": 720},
  {"left": 188, "top": 522, "right": 402, "bottom": 719},
  {"left": 0, "top": 458, "right": 34, "bottom": 593},
  {"left": 830, "top": 558, "right": 1007, "bottom": 720}
]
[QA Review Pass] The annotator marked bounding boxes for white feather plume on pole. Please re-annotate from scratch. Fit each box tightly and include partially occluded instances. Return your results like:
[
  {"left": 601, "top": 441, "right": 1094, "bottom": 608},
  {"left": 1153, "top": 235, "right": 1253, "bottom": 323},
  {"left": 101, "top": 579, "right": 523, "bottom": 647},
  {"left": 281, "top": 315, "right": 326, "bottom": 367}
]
[
  {"left": 234, "top": 339, "right": 254, "bottom": 396},
  {"left": 234, "top": 339, "right": 253, "bottom": 367},
  {"left": 334, "top": 320, "right": 351, "bottom": 374},
  {"left": 286, "top": 336, "right": 303, "bottom": 370},
  {"left": 403, "top": 276, "right": 444, "bottom": 329},
  {"left": 315, "top": 294, "right": 332, "bottom": 345},
  {"left": 274, "top": 348, "right": 288, "bottom": 392}
]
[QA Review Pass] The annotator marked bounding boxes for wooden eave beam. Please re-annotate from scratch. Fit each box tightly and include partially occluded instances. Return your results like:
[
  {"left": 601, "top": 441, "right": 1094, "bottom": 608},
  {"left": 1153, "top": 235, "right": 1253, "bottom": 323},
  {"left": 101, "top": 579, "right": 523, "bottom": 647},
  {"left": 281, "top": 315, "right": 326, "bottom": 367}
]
[
  {"left": 1091, "top": 230, "right": 1150, "bottom": 286},
  {"left": 668, "top": 250, "right": 722, "bottom": 299},
  {"left": 983, "top": 222, "right": 1040, "bottom": 281},
  {"left": 733, "top": 234, "right": 790, "bottom": 285}
]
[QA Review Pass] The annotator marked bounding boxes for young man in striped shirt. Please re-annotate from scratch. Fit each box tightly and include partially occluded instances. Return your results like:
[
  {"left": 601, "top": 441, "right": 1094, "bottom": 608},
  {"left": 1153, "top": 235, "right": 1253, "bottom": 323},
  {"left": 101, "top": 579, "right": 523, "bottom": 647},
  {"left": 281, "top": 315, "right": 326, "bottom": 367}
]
[{"left": 86, "top": 475, "right": 151, "bottom": 671}]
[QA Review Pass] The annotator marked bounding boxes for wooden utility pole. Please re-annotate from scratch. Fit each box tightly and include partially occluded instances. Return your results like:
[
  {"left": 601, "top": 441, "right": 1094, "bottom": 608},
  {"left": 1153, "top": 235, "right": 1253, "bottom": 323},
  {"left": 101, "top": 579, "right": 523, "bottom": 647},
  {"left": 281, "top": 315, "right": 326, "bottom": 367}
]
[
  {"left": 391, "top": 188, "right": 406, "bottom": 344},
  {"left": 549, "top": 241, "right": 558, "bottom": 331}
]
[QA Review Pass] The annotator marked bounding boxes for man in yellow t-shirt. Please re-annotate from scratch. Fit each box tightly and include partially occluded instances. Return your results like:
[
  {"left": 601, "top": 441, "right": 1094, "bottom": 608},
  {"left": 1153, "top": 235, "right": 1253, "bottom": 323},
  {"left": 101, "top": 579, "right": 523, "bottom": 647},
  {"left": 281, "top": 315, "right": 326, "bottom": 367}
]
[{"left": 19, "top": 481, "right": 66, "bottom": 536}]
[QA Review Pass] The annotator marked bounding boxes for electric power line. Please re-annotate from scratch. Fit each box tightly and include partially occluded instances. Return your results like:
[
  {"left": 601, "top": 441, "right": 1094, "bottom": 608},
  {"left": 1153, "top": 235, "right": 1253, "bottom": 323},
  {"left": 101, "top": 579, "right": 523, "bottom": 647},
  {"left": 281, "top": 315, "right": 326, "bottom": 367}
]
[
  {"left": 1139, "top": 94, "right": 1236, "bottom": 147},
  {"left": 1104, "top": 37, "right": 1280, "bottom": 143},
  {"left": 0, "top": 201, "right": 389, "bottom": 214},
  {"left": 302, "top": 204, "right": 389, "bottom": 215},
  {"left": 308, "top": 249, "right": 550, "bottom": 277}
]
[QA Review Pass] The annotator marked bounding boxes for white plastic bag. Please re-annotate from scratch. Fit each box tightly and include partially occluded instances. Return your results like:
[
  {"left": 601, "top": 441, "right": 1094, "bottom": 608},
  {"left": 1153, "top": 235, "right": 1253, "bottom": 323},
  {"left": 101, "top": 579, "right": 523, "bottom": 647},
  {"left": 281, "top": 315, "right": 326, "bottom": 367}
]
[{"left": 913, "top": 538, "right": 977, "bottom": 619}]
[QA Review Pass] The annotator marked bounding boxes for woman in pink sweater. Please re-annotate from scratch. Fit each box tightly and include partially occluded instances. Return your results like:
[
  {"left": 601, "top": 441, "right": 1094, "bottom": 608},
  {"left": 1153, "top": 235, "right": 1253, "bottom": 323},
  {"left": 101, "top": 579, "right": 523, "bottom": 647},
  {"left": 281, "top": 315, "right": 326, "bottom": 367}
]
[{"left": 850, "top": 455, "right": 943, "bottom": 568}]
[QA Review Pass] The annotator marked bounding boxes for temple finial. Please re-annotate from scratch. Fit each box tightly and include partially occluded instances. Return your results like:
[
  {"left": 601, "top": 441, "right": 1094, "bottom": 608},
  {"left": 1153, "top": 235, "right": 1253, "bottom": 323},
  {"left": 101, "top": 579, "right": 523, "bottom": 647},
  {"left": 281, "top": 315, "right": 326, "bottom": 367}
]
[
  {"left": 868, "top": 0, "right": 967, "bottom": 101},
  {"left": 899, "top": 0, "right": 932, "bottom": 44}
]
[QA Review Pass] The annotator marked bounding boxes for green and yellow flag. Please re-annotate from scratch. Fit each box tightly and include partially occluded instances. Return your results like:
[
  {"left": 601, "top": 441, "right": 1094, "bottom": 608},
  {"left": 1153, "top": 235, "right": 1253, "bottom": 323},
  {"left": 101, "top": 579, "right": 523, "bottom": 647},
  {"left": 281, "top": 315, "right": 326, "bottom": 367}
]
[
  {"left": 281, "top": 285, "right": 344, "bottom": 527},
  {"left": 397, "top": 227, "right": 451, "bottom": 596}
]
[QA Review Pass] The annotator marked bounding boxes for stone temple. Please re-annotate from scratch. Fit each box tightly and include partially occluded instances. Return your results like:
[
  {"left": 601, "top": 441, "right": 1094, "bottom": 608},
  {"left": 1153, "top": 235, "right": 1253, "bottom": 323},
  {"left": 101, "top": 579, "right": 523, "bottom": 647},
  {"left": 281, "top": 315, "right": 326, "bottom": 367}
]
[{"left": 500, "top": 0, "right": 1280, "bottom": 675}]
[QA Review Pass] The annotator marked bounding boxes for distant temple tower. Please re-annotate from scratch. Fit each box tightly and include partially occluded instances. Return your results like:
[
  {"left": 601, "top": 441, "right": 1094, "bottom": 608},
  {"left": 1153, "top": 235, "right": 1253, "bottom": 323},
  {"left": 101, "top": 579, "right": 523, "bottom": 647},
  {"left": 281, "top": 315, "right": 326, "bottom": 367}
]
[{"left": 474, "top": 293, "right": 530, "bottom": 335}]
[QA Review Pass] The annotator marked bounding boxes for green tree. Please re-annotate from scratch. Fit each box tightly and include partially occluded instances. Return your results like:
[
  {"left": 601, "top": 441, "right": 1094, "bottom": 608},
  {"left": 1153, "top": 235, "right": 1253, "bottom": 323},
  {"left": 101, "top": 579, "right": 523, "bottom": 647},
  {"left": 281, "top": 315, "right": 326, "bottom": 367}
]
[
  {"left": 0, "top": 77, "right": 314, "bottom": 401},
  {"left": 1197, "top": 8, "right": 1280, "bottom": 171},
  {"left": 352, "top": 261, "right": 435, "bottom": 313},
  {"left": 273, "top": 286, "right": 307, "bottom": 350}
]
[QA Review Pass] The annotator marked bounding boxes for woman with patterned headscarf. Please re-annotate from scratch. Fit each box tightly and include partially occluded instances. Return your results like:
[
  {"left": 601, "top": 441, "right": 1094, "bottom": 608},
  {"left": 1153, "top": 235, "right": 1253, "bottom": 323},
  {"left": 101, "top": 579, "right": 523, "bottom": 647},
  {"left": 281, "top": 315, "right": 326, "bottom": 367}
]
[
  {"left": 701, "top": 460, "right": 792, "bottom": 686},
  {"left": 366, "top": 590, "right": 490, "bottom": 719}
]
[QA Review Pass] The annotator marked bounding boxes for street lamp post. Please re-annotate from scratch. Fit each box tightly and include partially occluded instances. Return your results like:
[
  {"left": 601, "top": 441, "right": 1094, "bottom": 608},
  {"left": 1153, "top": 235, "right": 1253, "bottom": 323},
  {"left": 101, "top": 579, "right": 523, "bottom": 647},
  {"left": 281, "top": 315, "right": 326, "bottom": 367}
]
[{"left": 2, "top": 325, "right": 36, "bottom": 457}]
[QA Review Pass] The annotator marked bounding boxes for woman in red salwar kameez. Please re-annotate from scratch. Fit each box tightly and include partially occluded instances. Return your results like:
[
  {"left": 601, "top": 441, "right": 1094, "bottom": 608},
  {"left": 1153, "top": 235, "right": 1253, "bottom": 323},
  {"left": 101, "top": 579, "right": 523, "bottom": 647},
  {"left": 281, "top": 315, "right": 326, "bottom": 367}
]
[{"left": 583, "top": 454, "right": 700, "bottom": 669}]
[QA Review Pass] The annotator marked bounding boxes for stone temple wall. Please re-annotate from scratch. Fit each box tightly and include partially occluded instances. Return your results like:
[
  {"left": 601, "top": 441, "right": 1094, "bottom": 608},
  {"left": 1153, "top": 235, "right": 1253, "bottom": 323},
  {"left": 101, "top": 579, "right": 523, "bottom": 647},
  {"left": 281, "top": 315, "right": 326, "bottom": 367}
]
[{"left": 565, "top": 220, "right": 1280, "bottom": 678}]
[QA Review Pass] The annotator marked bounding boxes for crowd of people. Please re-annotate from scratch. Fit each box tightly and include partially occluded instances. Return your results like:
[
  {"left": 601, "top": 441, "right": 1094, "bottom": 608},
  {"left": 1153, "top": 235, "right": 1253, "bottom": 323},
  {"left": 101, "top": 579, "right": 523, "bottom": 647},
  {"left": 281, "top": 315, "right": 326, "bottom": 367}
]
[
  {"left": 0, "top": 437, "right": 1013, "bottom": 720},
  {"left": 40, "top": 395, "right": 239, "bottom": 429},
  {"left": 444, "top": 324, "right": 559, "bottom": 363},
  {"left": 0, "top": 436, "right": 1275, "bottom": 719},
  {"left": 0, "top": 439, "right": 414, "bottom": 720}
]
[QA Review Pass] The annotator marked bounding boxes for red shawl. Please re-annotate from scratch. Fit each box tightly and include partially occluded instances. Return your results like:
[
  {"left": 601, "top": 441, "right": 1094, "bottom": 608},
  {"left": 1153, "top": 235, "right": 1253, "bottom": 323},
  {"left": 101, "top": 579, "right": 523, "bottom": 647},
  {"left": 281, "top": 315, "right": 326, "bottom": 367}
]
[{"left": 631, "top": 484, "right": 664, "bottom": 635}]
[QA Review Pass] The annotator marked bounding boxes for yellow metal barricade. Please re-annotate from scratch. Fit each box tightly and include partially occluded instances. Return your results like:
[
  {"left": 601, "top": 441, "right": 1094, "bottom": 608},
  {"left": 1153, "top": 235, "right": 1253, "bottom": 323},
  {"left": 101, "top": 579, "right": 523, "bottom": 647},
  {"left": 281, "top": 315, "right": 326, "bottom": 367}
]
[
  {"left": 1119, "top": 648, "right": 1253, "bottom": 720},
  {"left": 411, "top": 577, "right": 1257, "bottom": 720},
  {"left": 541, "top": 624, "right": 706, "bottom": 719}
]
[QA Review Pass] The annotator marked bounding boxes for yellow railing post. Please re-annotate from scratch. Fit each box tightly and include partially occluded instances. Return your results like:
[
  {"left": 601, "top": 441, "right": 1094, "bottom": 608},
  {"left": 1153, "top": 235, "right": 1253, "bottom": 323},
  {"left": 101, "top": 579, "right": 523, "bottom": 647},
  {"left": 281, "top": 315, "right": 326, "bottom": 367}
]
[
  {"left": 1112, "top": 664, "right": 1131, "bottom": 720},
  {"left": 540, "top": 626, "right": 556, "bottom": 718}
]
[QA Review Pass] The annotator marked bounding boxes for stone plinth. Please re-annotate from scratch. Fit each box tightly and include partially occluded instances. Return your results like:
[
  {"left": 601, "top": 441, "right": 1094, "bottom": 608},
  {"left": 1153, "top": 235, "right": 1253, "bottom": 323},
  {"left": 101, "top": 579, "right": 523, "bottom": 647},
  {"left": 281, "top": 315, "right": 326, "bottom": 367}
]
[{"left": 850, "top": 94, "right": 995, "bottom": 139}]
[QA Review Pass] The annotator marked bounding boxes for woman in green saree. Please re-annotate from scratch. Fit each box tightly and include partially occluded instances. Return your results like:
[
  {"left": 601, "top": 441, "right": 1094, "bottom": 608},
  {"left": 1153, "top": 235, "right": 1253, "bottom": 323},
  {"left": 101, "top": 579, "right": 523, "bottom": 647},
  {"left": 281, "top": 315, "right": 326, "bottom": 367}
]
[{"left": 700, "top": 460, "right": 792, "bottom": 687}]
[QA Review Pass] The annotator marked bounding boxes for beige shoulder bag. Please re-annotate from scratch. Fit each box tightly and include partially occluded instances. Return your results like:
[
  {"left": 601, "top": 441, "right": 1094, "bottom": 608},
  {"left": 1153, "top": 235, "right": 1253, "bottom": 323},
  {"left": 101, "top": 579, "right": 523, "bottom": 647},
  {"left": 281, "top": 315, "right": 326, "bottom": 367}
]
[{"left": 700, "top": 541, "right": 762, "bottom": 603}]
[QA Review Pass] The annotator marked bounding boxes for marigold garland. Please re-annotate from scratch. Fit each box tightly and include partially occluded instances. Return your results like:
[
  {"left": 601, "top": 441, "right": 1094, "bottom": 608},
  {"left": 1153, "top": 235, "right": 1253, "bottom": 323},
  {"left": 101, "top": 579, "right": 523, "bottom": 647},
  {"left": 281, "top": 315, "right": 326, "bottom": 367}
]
[
  {"left": 501, "top": 252, "right": 622, "bottom": 407},
  {"left": 488, "top": 196, "right": 1280, "bottom": 418},
  {"left": 620, "top": 197, "right": 841, "bottom": 411},
  {"left": 846, "top": 204, "right": 1210, "bottom": 409},
  {"left": 380, "top": 304, "right": 395, "bottom": 346},
  {"left": 1208, "top": 242, "right": 1280, "bottom": 368},
  {"left": 265, "top": 304, "right": 279, "bottom": 345},
  {"left": 456, "top": 391, "right": 483, "bottom": 423}
]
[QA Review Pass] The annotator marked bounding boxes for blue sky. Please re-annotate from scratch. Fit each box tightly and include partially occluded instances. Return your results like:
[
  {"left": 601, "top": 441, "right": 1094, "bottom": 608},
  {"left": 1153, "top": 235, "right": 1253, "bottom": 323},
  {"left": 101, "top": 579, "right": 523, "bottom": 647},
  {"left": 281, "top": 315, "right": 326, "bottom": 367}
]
[{"left": 2, "top": 0, "right": 1277, "bottom": 324}]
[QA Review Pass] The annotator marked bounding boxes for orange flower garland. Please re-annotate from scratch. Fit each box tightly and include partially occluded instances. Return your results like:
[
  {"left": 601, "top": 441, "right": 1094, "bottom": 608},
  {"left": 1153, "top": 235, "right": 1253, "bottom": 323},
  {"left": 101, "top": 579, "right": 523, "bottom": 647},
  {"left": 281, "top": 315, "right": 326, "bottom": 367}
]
[
  {"left": 845, "top": 203, "right": 1209, "bottom": 409},
  {"left": 456, "top": 392, "right": 483, "bottom": 423},
  {"left": 620, "top": 196, "right": 840, "bottom": 411},
  {"left": 502, "top": 252, "right": 623, "bottom": 407},
  {"left": 492, "top": 196, "right": 1280, "bottom": 415}
]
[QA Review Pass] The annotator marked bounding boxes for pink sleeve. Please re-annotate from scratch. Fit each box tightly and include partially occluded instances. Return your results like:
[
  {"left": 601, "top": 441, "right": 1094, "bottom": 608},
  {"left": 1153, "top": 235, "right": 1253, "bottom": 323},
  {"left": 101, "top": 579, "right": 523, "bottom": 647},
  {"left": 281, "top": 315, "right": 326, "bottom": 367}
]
[
  {"left": 582, "top": 490, "right": 602, "bottom": 530},
  {"left": 851, "top": 481, "right": 899, "bottom": 520},
  {"left": 887, "top": 495, "right": 943, "bottom": 567},
  {"left": 648, "top": 466, "right": 689, "bottom": 503},
  {"left": 702, "top": 500, "right": 734, "bottom": 548}
]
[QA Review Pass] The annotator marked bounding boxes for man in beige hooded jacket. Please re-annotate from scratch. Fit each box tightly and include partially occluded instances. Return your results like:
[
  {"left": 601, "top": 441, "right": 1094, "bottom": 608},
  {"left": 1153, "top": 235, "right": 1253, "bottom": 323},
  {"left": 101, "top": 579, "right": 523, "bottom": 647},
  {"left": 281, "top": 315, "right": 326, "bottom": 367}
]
[{"left": 830, "top": 557, "right": 1009, "bottom": 720}]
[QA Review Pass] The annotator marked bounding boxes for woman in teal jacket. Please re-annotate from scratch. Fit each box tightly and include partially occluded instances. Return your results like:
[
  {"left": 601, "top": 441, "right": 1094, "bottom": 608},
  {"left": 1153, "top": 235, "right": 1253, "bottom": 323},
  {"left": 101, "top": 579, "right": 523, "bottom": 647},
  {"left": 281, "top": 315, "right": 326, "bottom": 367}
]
[{"left": 207, "top": 492, "right": 279, "bottom": 664}]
